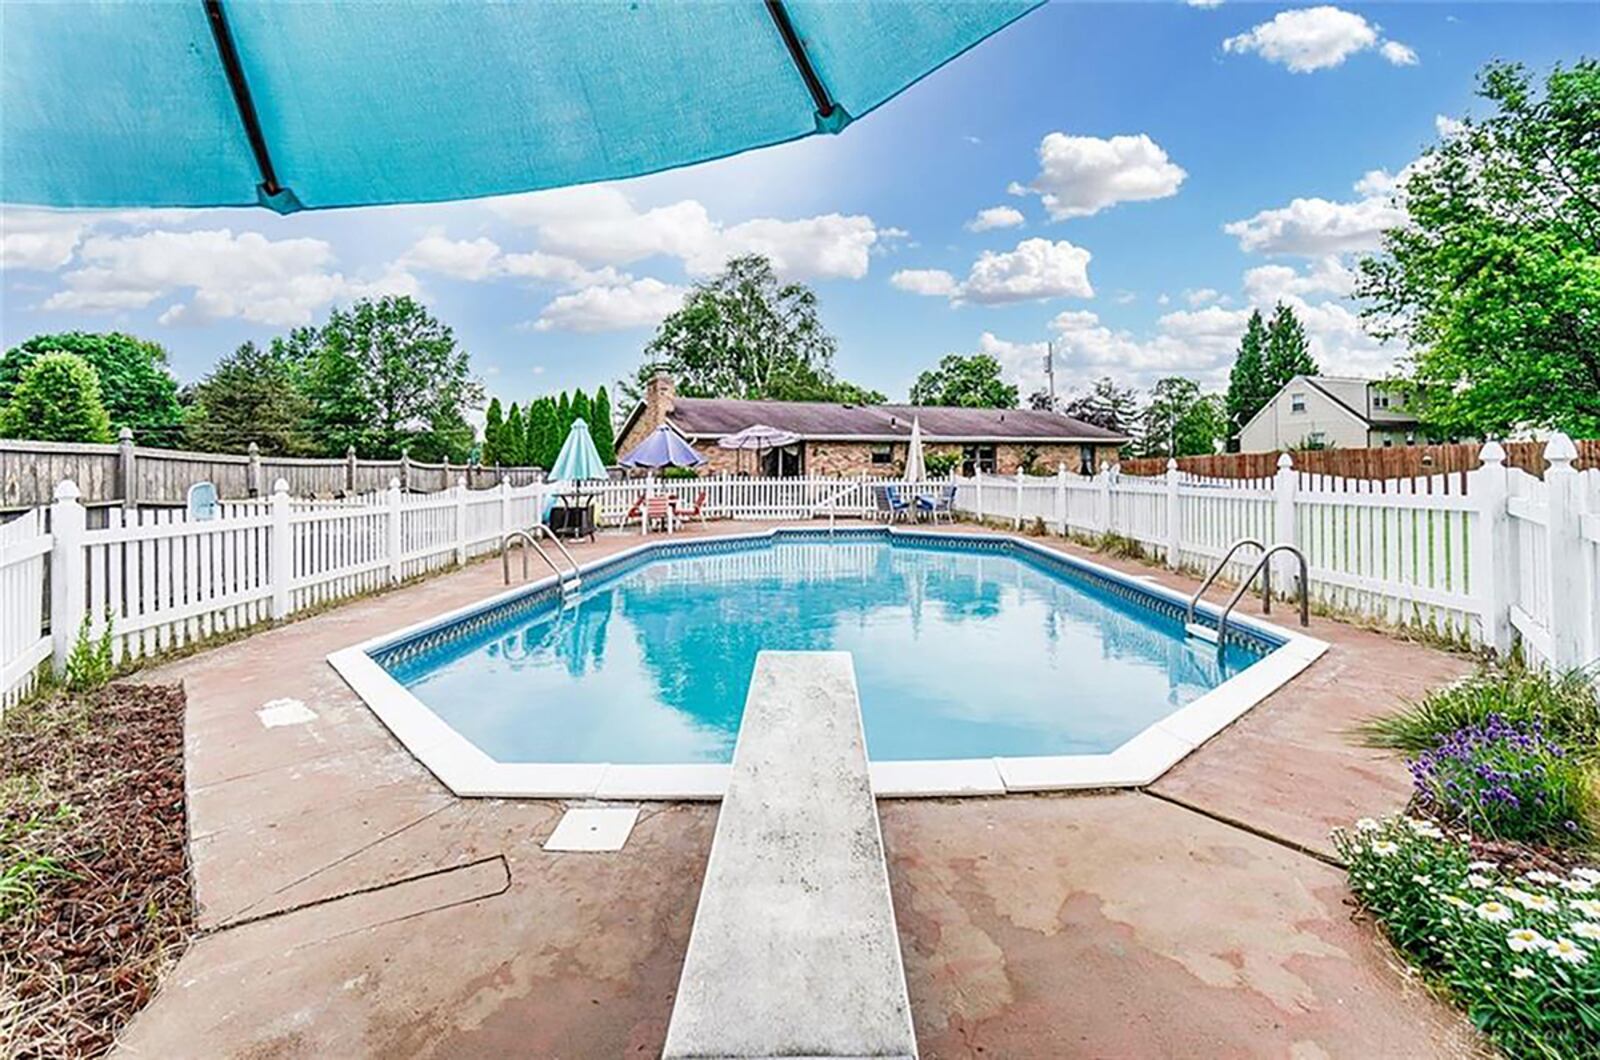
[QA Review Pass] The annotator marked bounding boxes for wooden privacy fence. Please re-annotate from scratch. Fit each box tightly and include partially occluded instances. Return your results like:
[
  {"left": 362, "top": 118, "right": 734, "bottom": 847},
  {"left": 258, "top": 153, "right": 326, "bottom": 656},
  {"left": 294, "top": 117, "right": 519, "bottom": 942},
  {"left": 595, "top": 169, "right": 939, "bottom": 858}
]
[
  {"left": 3, "top": 437, "right": 1597, "bottom": 711},
  {"left": 1119, "top": 439, "right": 1600, "bottom": 482},
  {"left": 0, "top": 430, "right": 546, "bottom": 512}
]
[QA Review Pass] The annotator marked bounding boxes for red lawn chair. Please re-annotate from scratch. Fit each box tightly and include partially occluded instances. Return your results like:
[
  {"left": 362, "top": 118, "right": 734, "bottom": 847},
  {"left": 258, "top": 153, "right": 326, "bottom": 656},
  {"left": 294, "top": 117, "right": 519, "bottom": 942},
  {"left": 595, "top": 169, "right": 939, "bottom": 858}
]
[{"left": 674, "top": 490, "right": 709, "bottom": 527}]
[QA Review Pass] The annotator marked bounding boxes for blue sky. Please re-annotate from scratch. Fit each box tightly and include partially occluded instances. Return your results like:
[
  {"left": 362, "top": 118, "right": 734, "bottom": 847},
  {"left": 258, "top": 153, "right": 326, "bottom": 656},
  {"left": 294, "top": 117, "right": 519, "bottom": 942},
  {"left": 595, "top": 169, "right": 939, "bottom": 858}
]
[{"left": 2, "top": 2, "right": 1593, "bottom": 415}]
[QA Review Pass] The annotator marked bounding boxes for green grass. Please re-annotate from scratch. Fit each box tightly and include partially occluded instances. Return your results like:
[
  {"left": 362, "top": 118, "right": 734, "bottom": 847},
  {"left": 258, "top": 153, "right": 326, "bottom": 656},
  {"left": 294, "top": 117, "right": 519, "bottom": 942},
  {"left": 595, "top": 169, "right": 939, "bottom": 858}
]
[
  {"left": 1360, "top": 664, "right": 1600, "bottom": 763},
  {"left": 0, "top": 809, "right": 75, "bottom": 921}
]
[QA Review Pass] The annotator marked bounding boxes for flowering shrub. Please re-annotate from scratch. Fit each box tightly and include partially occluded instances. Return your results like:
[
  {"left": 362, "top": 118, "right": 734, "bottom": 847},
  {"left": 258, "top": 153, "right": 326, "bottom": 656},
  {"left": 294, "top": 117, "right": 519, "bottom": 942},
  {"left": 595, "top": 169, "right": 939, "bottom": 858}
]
[
  {"left": 1336, "top": 816, "right": 1600, "bottom": 1059},
  {"left": 1407, "top": 715, "right": 1595, "bottom": 848}
]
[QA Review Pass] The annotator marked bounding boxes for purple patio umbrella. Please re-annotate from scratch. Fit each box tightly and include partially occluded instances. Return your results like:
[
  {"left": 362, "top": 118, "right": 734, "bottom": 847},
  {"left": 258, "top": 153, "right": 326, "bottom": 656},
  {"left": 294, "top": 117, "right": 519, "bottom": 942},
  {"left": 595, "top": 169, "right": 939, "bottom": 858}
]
[{"left": 619, "top": 425, "right": 707, "bottom": 470}]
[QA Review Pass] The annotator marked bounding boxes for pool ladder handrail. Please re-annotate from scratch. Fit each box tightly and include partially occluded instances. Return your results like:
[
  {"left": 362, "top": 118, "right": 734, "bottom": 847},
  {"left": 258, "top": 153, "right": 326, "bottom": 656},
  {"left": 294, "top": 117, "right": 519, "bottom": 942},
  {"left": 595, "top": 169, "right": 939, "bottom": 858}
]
[
  {"left": 502, "top": 525, "right": 582, "bottom": 595},
  {"left": 1185, "top": 539, "right": 1309, "bottom": 644},
  {"left": 810, "top": 482, "right": 862, "bottom": 534}
]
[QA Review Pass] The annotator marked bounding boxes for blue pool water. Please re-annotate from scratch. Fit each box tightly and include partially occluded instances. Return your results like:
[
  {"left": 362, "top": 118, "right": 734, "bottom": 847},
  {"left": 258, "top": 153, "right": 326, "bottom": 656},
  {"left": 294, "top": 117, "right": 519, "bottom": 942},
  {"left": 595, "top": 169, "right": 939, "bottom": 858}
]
[{"left": 379, "top": 534, "right": 1273, "bottom": 764}]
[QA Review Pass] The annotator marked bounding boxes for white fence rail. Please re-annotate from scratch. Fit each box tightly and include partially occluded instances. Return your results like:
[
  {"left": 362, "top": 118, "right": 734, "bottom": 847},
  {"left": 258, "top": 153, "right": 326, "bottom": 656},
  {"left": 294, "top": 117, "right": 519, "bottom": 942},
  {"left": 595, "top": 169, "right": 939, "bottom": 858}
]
[{"left": 2, "top": 437, "right": 1597, "bottom": 711}]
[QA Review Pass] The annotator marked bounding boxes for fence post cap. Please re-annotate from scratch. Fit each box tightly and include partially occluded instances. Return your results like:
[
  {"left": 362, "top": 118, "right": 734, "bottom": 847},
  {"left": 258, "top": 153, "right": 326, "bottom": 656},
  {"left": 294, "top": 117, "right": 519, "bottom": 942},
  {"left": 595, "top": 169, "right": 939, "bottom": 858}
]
[
  {"left": 388, "top": 477, "right": 401, "bottom": 490},
  {"left": 1276, "top": 452, "right": 1294, "bottom": 470},
  {"left": 458, "top": 475, "right": 468, "bottom": 489},
  {"left": 346, "top": 445, "right": 356, "bottom": 457},
  {"left": 247, "top": 441, "right": 260, "bottom": 456},
  {"left": 272, "top": 477, "right": 290, "bottom": 494},
  {"left": 1166, "top": 457, "right": 1178, "bottom": 472},
  {"left": 1544, "top": 432, "right": 1577, "bottom": 468},
  {"left": 1478, "top": 439, "right": 1507, "bottom": 464},
  {"left": 117, "top": 426, "right": 134, "bottom": 443},
  {"left": 53, "top": 478, "right": 81, "bottom": 501}
]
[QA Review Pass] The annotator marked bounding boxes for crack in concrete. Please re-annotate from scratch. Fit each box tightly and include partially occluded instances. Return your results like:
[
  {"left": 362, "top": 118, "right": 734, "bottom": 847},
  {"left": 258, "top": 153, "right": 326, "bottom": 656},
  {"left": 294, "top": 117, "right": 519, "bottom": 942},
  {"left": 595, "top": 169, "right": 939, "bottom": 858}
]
[{"left": 1140, "top": 789, "right": 1345, "bottom": 869}]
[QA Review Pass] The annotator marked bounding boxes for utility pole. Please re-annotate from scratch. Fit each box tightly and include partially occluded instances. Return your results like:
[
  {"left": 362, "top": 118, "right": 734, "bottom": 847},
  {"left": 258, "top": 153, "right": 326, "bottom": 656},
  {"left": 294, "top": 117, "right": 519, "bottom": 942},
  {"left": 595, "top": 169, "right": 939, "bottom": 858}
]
[{"left": 1044, "top": 340, "right": 1056, "bottom": 411}]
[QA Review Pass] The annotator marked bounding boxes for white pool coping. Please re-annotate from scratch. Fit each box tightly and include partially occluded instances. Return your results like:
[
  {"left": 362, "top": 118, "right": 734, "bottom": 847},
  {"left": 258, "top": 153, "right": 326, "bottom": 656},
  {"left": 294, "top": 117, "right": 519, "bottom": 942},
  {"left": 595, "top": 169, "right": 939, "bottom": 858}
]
[{"left": 327, "top": 525, "right": 1329, "bottom": 800}]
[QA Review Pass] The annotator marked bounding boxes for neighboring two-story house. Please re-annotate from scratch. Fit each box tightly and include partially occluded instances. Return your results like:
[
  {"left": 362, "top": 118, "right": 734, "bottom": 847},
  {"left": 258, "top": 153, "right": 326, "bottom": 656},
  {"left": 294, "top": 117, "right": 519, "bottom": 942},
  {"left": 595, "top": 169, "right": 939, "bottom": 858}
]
[
  {"left": 616, "top": 373, "right": 1128, "bottom": 477},
  {"left": 1237, "top": 375, "right": 1423, "bottom": 452}
]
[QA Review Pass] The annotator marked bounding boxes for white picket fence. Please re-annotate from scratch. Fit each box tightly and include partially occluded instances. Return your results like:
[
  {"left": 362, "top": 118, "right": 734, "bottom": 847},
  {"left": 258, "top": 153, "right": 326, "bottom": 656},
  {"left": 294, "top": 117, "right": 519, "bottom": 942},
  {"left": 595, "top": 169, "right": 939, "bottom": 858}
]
[
  {"left": 958, "top": 435, "right": 1599, "bottom": 670},
  {"left": 2, "top": 437, "right": 1597, "bottom": 711}
]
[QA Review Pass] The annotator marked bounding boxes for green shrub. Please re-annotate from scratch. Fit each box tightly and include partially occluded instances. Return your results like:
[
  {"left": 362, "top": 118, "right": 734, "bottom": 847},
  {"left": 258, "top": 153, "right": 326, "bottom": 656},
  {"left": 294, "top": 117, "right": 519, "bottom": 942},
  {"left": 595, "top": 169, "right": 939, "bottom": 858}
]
[
  {"left": 1363, "top": 665, "right": 1600, "bottom": 763},
  {"left": 64, "top": 614, "right": 114, "bottom": 692},
  {"left": 1335, "top": 816, "right": 1600, "bottom": 1059},
  {"left": 924, "top": 451, "right": 961, "bottom": 478},
  {"left": 659, "top": 466, "right": 700, "bottom": 480},
  {"left": 1409, "top": 716, "right": 1597, "bottom": 848},
  {"left": 0, "top": 351, "right": 113, "bottom": 443}
]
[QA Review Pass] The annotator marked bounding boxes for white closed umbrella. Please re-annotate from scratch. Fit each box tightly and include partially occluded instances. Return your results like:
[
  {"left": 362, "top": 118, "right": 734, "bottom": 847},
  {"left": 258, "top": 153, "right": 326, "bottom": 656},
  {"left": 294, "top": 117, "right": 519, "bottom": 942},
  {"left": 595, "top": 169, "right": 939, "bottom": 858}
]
[
  {"left": 717, "top": 423, "right": 801, "bottom": 476},
  {"left": 903, "top": 417, "right": 927, "bottom": 481}
]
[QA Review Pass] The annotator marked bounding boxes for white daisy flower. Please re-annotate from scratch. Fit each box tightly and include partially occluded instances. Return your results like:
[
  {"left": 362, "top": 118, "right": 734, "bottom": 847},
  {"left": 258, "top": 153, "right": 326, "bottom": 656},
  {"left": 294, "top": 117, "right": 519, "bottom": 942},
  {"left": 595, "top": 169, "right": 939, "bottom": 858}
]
[
  {"left": 1411, "top": 874, "right": 1432, "bottom": 885},
  {"left": 1476, "top": 901, "right": 1514, "bottom": 923},
  {"left": 1355, "top": 818, "right": 1381, "bottom": 833},
  {"left": 1507, "top": 927, "right": 1548, "bottom": 953},
  {"left": 1545, "top": 937, "right": 1588, "bottom": 964},
  {"left": 1519, "top": 893, "right": 1559, "bottom": 914},
  {"left": 1560, "top": 878, "right": 1595, "bottom": 894},
  {"left": 1572, "top": 867, "right": 1600, "bottom": 884},
  {"left": 1571, "top": 922, "right": 1600, "bottom": 941},
  {"left": 1467, "top": 874, "right": 1494, "bottom": 889},
  {"left": 1468, "top": 860, "right": 1498, "bottom": 872},
  {"left": 1442, "top": 894, "right": 1471, "bottom": 909},
  {"left": 1509, "top": 965, "right": 1536, "bottom": 980},
  {"left": 1406, "top": 818, "right": 1444, "bottom": 839},
  {"left": 1526, "top": 870, "right": 1565, "bottom": 885},
  {"left": 1570, "top": 898, "right": 1600, "bottom": 918},
  {"left": 1371, "top": 840, "right": 1399, "bottom": 857}
]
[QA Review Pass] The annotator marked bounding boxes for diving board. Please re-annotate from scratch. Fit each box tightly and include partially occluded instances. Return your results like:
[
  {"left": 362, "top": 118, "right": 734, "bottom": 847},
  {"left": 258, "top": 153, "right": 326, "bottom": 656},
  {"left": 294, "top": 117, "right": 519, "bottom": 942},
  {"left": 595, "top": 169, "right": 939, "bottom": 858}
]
[{"left": 663, "top": 651, "right": 917, "bottom": 1060}]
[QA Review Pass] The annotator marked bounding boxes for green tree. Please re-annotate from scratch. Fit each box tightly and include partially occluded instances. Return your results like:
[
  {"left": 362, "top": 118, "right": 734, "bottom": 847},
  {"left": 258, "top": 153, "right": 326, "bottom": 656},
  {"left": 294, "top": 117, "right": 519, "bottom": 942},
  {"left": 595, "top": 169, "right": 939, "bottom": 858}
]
[
  {"left": 532, "top": 397, "right": 560, "bottom": 467},
  {"left": 1, "top": 331, "right": 181, "bottom": 444},
  {"left": 569, "top": 389, "right": 592, "bottom": 437},
  {"left": 482, "top": 397, "right": 505, "bottom": 465},
  {"left": 1358, "top": 59, "right": 1600, "bottom": 437},
  {"left": 637, "top": 254, "right": 875, "bottom": 402},
  {"left": 591, "top": 386, "right": 617, "bottom": 464},
  {"left": 1264, "top": 303, "right": 1318, "bottom": 388},
  {"left": 1063, "top": 377, "right": 1139, "bottom": 437},
  {"left": 299, "top": 295, "right": 482, "bottom": 459},
  {"left": 0, "top": 352, "right": 113, "bottom": 443},
  {"left": 184, "top": 341, "right": 311, "bottom": 455},
  {"left": 1224, "top": 310, "right": 1273, "bottom": 443},
  {"left": 503, "top": 403, "right": 527, "bottom": 466},
  {"left": 908, "top": 353, "right": 1019, "bottom": 408},
  {"left": 1137, "top": 378, "right": 1225, "bottom": 458}
]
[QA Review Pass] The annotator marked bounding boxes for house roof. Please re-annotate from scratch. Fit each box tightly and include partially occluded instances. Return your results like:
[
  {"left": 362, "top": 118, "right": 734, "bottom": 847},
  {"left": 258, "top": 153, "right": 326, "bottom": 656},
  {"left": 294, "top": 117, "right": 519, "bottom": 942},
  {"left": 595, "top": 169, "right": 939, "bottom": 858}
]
[
  {"left": 1238, "top": 375, "right": 1420, "bottom": 438},
  {"left": 641, "top": 397, "right": 1127, "bottom": 443}
]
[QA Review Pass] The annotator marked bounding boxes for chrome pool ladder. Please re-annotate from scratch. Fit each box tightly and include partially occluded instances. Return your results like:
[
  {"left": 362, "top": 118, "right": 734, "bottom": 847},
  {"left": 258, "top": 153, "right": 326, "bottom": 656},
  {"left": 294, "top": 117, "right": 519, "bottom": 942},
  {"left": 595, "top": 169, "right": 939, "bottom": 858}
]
[
  {"left": 1185, "top": 538, "right": 1309, "bottom": 644},
  {"left": 502, "top": 524, "right": 582, "bottom": 597}
]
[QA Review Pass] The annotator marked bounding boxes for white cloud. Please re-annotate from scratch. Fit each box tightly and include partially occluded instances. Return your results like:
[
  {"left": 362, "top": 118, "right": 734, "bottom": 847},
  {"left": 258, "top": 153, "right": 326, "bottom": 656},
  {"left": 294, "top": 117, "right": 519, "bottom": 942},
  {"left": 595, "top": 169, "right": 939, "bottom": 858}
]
[
  {"left": 1435, "top": 113, "right": 1466, "bottom": 138},
  {"left": 1, "top": 211, "right": 89, "bottom": 270},
  {"left": 529, "top": 277, "right": 687, "bottom": 333},
  {"left": 1014, "top": 133, "right": 1186, "bottom": 220},
  {"left": 965, "top": 205, "right": 1026, "bottom": 232},
  {"left": 1242, "top": 257, "right": 1354, "bottom": 303},
  {"left": 1223, "top": 168, "right": 1407, "bottom": 256},
  {"left": 1046, "top": 305, "right": 1245, "bottom": 390},
  {"left": 893, "top": 238, "right": 1093, "bottom": 305},
  {"left": 489, "top": 185, "right": 881, "bottom": 280},
  {"left": 401, "top": 233, "right": 623, "bottom": 288},
  {"left": 890, "top": 269, "right": 960, "bottom": 297},
  {"left": 1186, "top": 0, "right": 1224, "bottom": 7},
  {"left": 976, "top": 332, "right": 1051, "bottom": 397},
  {"left": 1184, "top": 287, "right": 1222, "bottom": 307},
  {"left": 1379, "top": 40, "right": 1419, "bottom": 67},
  {"left": 1223, "top": 7, "right": 1414, "bottom": 74},
  {"left": 40, "top": 228, "right": 419, "bottom": 326}
]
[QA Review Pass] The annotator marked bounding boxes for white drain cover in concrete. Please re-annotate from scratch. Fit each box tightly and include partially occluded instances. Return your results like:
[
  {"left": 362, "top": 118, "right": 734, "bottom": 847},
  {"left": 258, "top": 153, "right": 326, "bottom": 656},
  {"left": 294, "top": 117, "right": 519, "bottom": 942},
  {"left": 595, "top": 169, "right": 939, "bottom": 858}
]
[
  {"left": 257, "top": 698, "right": 317, "bottom": 728},
  {"left": 543, "top": 807, "right": 639, "bottom": 852}
]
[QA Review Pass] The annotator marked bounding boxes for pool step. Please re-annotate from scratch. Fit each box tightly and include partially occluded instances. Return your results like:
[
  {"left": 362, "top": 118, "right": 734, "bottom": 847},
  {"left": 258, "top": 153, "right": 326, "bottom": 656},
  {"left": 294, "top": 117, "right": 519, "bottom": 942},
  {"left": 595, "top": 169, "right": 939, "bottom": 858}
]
[
  {"left": 1185, "top": 621, "right": 1220, "bottom": 644},
  {"left": 662, "top": 651, "right": 917, "bottom": 1060}
]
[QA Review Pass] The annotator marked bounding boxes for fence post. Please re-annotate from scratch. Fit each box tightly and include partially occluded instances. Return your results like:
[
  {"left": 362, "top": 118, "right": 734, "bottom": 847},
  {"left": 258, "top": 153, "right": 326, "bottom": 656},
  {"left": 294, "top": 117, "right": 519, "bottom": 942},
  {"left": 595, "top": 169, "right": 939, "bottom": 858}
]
[
  {"left": 49, "top": 479, "right": 86, "bottom": 673},
  {"left": 1055, "top": 463, "right": 1067, "bottom": 536},
  {"left": 1014, "top": 469, "right": 1024, "bottom": 530},
  {"left": 117, "top": 427, "right": 136, "bottom": 510},
  {"left": 1543, "top": 434, "right": 1589, "bottom": 670},
  {"left": 498, "top": 479, "right": 512, "bottom": 539},
  {"left": 1470, "top": 441, "right": 1513, "bottom": 656},
  {"left": 247, "top": 442, "right": 263, "bottom": 497},
  {"left": 1165, "top": 458, "right": 1180, "bottom": 569},
  {"left": 269, "top": 478, "right": 292, "bottom": 620},
  {"left": 400, "top": 450, "right": 411, "bottom": 492},
  {"left": 345, "top": 446, "right": 358, "bottom": 494},
  {"left": 1272, "top": 452, "right": 1299, "bottom": 596},
  {"left": 974, "top": 471, "right": 984, "bottom": 522},
  {"left": 1096, "top": 466, "right": 1112, "bottom": 535},
  {"left": 386, "top": 478, "right": 403, "bottom": 584},
  {"left": 453, "top": 475, "right": 468, "bottom": 565}
]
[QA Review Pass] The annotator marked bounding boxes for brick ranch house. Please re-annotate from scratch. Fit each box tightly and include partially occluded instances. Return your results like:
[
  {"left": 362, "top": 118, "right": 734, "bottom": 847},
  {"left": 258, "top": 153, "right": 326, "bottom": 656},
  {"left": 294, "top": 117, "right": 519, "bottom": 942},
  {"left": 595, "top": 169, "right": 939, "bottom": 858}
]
[{"left": 615, "top": 374, "right": 1128, "bottom": 478}]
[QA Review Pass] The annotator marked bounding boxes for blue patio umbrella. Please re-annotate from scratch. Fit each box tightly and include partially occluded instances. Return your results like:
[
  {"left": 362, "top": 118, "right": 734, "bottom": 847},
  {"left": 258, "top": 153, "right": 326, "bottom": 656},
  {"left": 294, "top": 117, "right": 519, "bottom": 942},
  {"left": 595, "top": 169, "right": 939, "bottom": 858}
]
[
  {"left": 620, "top": 426, "right": 707, "bottom": 470},
  {"left": 548, "top": 419, "right": 608, "bottom": 483},
  {"left": 1, "top": 2, "right": 1039, "bottom": 213}
]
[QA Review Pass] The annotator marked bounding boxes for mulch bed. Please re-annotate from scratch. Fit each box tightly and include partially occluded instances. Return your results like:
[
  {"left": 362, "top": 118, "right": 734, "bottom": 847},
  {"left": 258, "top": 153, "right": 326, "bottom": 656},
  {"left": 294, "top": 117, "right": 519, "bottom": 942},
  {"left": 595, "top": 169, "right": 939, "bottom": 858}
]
[{"left": 1, "top": 683, "right": 192, "bottom": 1059}]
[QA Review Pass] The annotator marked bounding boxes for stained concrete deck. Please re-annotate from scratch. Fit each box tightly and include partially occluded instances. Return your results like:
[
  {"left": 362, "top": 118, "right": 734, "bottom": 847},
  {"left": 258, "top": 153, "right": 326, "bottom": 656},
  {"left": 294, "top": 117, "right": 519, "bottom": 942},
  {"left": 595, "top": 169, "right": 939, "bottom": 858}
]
[{"left": 115, "top": 520, "right": 1485, "bottom": 1058}]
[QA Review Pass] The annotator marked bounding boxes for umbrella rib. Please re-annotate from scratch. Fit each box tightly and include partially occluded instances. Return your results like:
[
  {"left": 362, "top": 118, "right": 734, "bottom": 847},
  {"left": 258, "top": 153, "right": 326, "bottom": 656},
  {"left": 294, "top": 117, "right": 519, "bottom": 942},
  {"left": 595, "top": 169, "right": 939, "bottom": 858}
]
[
  {"left": 763, "top": 0, "right": 836, "bottom": 121},
  {"left": 202, "top": 0, "right": 283, "bottom": 197}
]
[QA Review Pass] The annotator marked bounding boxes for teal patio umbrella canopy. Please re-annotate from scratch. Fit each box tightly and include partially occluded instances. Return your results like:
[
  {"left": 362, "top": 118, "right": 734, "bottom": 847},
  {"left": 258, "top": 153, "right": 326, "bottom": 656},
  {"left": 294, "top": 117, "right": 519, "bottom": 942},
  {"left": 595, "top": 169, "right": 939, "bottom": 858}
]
[
  {"left": 1, "top": 1, "right": 1040, "bottom": 213},
  {"left": 549, "top": 419, "right": 608, "bottom": 482}
]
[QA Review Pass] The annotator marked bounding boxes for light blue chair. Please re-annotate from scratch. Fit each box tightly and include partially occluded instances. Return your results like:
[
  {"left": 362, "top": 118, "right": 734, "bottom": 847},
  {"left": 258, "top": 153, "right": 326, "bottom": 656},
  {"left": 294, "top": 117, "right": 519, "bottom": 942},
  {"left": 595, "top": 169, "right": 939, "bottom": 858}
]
[
  {"left": 916, "top": 485, "right": 957, "bottom": 523},
  {"left": 877, "top": 485, "right": 911, "bottom": 523}
]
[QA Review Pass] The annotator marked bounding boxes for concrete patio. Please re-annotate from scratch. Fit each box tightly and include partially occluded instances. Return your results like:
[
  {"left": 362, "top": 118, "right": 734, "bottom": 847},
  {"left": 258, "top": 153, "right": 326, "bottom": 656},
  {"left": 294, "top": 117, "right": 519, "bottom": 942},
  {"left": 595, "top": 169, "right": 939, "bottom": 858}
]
[{"left": 115, "top": 521, "right": 1484, "bottom": 1058}]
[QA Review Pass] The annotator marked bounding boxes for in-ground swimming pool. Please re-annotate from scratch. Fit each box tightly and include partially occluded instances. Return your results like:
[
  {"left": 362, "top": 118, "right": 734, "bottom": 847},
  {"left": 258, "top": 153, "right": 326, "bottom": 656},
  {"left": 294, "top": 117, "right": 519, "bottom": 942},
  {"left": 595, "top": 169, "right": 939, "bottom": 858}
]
[{"left": 331, "top": 529, "right": 1326, "bottom": 797}]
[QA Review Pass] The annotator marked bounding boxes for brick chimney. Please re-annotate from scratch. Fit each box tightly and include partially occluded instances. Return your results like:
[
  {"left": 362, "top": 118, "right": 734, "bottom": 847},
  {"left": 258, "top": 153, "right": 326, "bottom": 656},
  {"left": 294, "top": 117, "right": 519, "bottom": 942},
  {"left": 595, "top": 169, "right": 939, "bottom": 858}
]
[{"left": 643, "top": 371, "right": 677, "bottom": 430}]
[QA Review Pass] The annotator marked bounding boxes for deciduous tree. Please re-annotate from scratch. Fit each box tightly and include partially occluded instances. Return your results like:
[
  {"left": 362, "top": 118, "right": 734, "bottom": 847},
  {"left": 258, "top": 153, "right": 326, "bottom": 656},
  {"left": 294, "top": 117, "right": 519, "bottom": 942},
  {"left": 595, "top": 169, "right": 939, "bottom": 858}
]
[
  {"left": 908, "top": 354, "right": 1019, "bottom": 408},
  {"left": 1063, "top": 376, "right": 1139, "bottom": 436},
  {"left": 1, "top": 331, "right": 181, "bottom": 445},
  {"left": 0, "top": 352, "right": 113, "bottom": 443}
]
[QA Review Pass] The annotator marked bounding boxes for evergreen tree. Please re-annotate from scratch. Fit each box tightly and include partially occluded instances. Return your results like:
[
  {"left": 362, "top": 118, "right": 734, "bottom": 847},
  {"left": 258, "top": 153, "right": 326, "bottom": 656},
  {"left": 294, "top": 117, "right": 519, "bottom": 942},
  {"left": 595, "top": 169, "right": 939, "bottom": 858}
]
[
  {"left": 503, "top": 403, "right": 526, "bottom": 466},
  {"left": 569, "top": 388, "right": 592, "bottom": 435},
  {"left": 482, "top": 397, "right": 505, "bottom": 465},
  {"left": 591, "top": 386, "right": 616, "bottom": 464},
  {"left": 1224, "top": 310, "right": 1272, "bottom": 443},
  {"left": 1264, "top": 303, "right": 1318, "bottom": 389},
  {"left": 555, "top": 392, "right": 572, "bottom": 440},
  {"left": 1063, "top": 377, "right": 1139, "bottom": 436},
  {"left": 184, "top": 341, "right": 311, "bottom": 455},
  {"left": 530, "top": 397, "right": 559, "bottom": 468},
  {"left": 0, "top": 352, "right": 113, "bottom": 443}
]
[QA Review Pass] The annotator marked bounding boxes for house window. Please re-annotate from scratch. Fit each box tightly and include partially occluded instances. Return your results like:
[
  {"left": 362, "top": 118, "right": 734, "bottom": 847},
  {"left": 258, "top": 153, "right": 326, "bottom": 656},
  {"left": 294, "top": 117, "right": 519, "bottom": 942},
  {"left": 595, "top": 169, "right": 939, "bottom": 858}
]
[
  {"left": 962, "top": 444, "right": 997, "bottom": 476},
  {"left": 1373, "top": 392, "right": 1390, "bottom": 409},
  {"left": 869, "top": 444, "right": 894, "bottom": 466},
  {"left": 1290, "top": 392, "right": 1306, "bottom": 414},
  {"left": 1078, "top": 445, "right": 1096, "bottom": 476}
]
